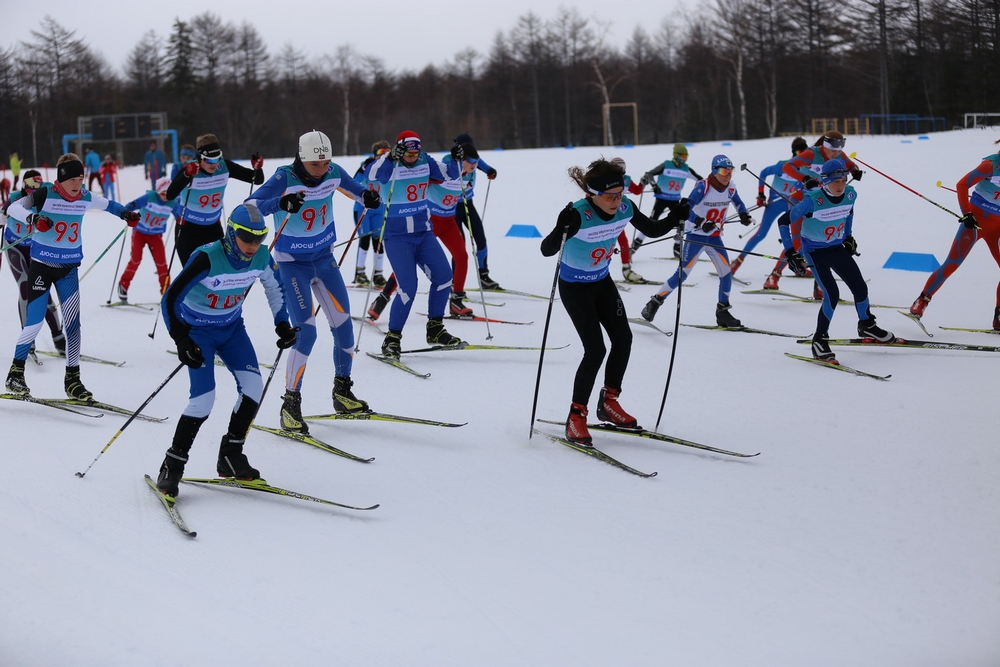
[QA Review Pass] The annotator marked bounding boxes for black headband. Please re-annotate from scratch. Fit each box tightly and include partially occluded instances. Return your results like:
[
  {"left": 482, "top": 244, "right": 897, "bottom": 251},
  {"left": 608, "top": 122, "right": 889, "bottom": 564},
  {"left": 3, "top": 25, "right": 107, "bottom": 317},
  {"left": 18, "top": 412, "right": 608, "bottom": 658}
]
[
  {"left": 57, "top": 160, "right": 84, "bottom": 182},
  {"left": 198, "top": 142, "right": 222, "bottom": 158},
  {"left": 585, "top": 173, "right": 625, "bottom": 195}
]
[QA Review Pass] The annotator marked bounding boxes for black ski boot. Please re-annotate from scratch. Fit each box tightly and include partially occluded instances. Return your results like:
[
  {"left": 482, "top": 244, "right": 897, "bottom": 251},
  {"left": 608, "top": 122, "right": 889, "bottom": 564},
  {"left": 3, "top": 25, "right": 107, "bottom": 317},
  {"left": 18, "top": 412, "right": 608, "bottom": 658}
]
[
  {"left": 6, "top": 359, "right": 29, "bottom": 395},
  {"left": 858, "top": 317, "right": 895, "bottom": 343},
  {"left": 368, "top": 292, "right": 390, "bottom": 321},
  {"left": 715, "top": 302, "right": 742, "bottom": 328},
  {"left": 117, "top": 283, "right": 128, "bottom": 303},
  {"left": 157, "top": 415, "right": 206, "bottom": 499},
  {"left": 52, "top": 330, "right": 66, "bottom": 355},
  {"left": 641, "top": 294, "right": 664, "bottom": 322},
  {"left": 217, "top": 435, "right": 260, "bottom": 480},
  {"left": 426, "top": 318, "right": 464, "bottom": 347},
  {"left": 64, "top": 365, "right": 93, "bottom": 400},
  {"left": 372, "top": 270, "right": 386, "bottom": 288},
  {"left": 333, "top": 376, "right": 370, "bottom": 413},
  {"left": 382, "top": 330, "right": 402, "bottom": 359},
  {"left": 478, "top": 268, "right": 502, "bottom": 290},
  {"left": 811, "top": 332, "right": 836, "bottom": 362},
  {"left": 280, "top": 390, "right": 308, "bottom": 434}
]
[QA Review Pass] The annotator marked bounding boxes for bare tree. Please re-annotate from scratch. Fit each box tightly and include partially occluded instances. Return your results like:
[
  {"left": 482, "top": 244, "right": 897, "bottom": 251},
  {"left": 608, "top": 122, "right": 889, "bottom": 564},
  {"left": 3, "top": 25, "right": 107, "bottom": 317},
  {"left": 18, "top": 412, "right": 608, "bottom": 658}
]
[
  {"left": 713, "top": 0, "right": 755, "bottom": 139},
  {"left": 511, "top": 13, "right": 548, "bottom": 147},
  {"left": 549, "top": 9, "right": 596, "bottom": 146}
]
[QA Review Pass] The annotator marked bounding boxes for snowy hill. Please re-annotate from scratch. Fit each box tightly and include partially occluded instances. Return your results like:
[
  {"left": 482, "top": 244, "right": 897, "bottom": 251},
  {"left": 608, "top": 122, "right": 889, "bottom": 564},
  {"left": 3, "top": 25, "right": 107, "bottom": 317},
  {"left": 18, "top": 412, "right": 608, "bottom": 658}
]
[{"left": 1, "top": 131, "right": 997, "bottom": 666}]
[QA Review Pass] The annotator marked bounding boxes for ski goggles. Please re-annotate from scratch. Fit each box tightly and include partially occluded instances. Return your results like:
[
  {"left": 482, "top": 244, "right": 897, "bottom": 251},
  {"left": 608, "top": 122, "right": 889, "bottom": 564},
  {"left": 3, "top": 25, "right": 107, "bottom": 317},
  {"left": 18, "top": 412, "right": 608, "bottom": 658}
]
[
  {"left": 589, "top": 187, "right": 625, "bottom": 201},
  {"left": 229, "top": 221, "right": 268, "bottom": 244},
  {"left": 200, "top": 153, "right": 223, "bottom": 165},
  {"left": 402, "top": 139, "right": 421, "bottom": 154},
  {"left": 822, "top": 136, "right": 846, "bottom": 150},
  {"left": 714, "top": 166, "right": 734, "bottom": 175},
  {"left": 822, "top": 169, "right": 850, "bottom": 184}
]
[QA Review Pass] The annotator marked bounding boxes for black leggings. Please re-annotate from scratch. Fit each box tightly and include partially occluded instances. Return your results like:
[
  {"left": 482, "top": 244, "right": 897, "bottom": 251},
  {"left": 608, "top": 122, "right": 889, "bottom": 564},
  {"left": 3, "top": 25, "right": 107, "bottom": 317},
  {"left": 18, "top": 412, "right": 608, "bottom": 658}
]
[
  {"left": 804, "top": 244, "right": 870, "bottom": 336},
  {"left": 559, "top": 275, "right": 632, "bottom": 405},
  {"left": 175, "top": 221, "right": 224, "bottom": 267},
  {"left": 455, "top": 199, "right": 488, "bottom": 269}
]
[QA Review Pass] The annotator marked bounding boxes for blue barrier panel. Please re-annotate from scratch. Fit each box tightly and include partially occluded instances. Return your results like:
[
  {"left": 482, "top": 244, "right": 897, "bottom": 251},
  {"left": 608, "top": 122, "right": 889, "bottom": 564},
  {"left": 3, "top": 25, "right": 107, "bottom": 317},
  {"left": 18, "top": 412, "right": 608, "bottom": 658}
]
[
  {"left": 506, "top": 224, "right": 542, "bottom": 238},
  {"left": 883, "top": 252, "right": 940, "bottom": 272}
]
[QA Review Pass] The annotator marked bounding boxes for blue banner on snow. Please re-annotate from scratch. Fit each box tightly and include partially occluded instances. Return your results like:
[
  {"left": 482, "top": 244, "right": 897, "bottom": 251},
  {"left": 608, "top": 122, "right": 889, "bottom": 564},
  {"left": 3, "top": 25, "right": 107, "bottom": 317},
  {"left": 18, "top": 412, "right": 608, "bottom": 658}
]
[
  {"left": 883, "top": 252, "right": 940, "bottom": 272},
  {"left": 506, "top": 224, "right": 541, "bottom": 238}
]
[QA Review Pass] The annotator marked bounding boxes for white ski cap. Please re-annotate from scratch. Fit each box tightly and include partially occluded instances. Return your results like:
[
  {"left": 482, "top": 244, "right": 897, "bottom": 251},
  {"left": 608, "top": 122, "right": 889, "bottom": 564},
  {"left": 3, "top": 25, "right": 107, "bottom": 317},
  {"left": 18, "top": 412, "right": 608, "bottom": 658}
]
[
  {"left": 155, "top": 176, "right": 171, "bottom": 193},
  {"left": 299, "top": 130, "right": 332, "bottom": 161}
]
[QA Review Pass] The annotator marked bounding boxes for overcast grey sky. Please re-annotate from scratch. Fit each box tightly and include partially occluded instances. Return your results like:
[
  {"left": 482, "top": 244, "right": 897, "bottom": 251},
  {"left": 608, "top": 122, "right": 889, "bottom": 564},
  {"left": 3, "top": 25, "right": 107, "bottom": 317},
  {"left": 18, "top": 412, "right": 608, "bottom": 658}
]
[{"left": 3, "top": 0, "right": 689, "bottom": 75}]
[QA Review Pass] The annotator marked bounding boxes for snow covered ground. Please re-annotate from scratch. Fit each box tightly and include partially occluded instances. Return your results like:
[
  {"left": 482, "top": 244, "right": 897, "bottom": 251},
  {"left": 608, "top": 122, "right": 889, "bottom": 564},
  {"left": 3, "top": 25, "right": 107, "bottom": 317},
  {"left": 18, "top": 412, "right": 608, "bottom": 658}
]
[{"left": 1, "top": 131, "right": 997, "bottom": 667}]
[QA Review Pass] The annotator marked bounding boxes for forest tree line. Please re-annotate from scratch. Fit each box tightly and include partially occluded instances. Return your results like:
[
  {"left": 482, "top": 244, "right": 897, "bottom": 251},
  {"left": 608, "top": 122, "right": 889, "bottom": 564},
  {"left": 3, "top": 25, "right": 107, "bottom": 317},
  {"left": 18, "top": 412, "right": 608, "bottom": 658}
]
[{"left": 1, "top": 0, "right": 998, "bottom": 168}]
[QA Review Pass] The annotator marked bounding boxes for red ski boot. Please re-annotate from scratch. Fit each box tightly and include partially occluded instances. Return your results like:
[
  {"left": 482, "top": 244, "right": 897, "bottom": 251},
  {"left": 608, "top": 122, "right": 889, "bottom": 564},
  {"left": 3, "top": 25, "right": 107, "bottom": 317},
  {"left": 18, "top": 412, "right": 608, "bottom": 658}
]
[
  {"left": 909, "top": 292, "right": 931, "bottom": 319},
  {"left": 763, "top": 271, "right": 781, "bottom": 291},
  {"left": 566, "top": 402, "right": 592, "bottom": 446},
  {"left": 596, "top": 387, "right": 639, "bottom": 429}
]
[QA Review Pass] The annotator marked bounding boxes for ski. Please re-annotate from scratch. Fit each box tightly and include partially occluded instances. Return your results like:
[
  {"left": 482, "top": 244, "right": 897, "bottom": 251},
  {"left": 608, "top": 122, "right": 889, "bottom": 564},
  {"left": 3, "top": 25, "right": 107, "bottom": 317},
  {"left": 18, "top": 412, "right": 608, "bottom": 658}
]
[
  {"left": 102, "top": 301, "right": 155, "bottom": 311},
  {"left": 615, "top": 277, "right": 662, "bottom": 286},
  {"left": 304, "top": 411, "right": 467, "bottom": 428},
  {"left": 467, "top": 287, "right": 550, "bottom": 300},
  {"left": 251, "top": 424, "right": 374, "bottom": 463},
  {"left": 681, "top": 323, "right": 806, "bottom": 338},
  {"left": 365, "top": 351, "right": 430, "bottom": 378},
  {"left": 400, "top": 343, "right": 569, "bottom": 354},
  {"left": 47, "top": 398, "right": 168, "bottom": 422},
  {"left": 536, "top": 419, "right": 759, "bottom": 458},
  {"left": 416, "top": 312, "right": 533, "bottom": 325},
  {"left": 28, "top": 350, "right": 42, "bottom": 366},
  {"left": 166, "top": 350, "right": 272, "bottom": 369},
  {"left": 772, "top": 296, "right": 905, "bottom": 309},
  {"left": 0, "top": 392, "right": 104, "bottom": 417},
  {"left": 628, "top": 317, "right": 673, "bottom": 336},
  {"left": 784, "top": 352, "right": 891, "bottom": 381},
  {"left": 144, "top": 474, "right": 196, "bottom": 537},
  {"left": 897, "top": 310, "right": 933, "bottom": 337},
  {"left": 709, "top": 272, "right": 751, "bottom": 285},
  {"left": 181, "top": 477, "right": 380, "bottom": 511},
  {"left": 939, "top": 325, "right": 1000, "bottom": 335},
  {"left": 795, "top": 337, "right": 1000, "bottom": 353},
  {"left": 36, "top": 350, "right": 125, "bottom": 367},
  {"left": 742, "top": 288, "right": 807, "bottom": 298},
  {"left": 531, "top": 428, "right": 657, "bottom": 478},
  {"left": 351, "top": 315, "right": 387, "bottom": 333}
]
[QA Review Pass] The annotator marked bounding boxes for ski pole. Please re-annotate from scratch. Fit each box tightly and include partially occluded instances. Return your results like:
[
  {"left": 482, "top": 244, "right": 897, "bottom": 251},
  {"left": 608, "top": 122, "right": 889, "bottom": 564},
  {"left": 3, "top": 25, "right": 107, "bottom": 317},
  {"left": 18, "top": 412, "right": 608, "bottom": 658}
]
[
  {"left": 0, "top": 228, "right": 32, "bottom": 253},
  {"left": 149, "top": 189, "right": 192, "bottom": 339},
  {"left": 337, "top": 209, "right": 367, "bottom": 267},
  {"left": 355, "top": 162, "right": 398, "bottom": 352},
  {"left": 740, "top": 163, "right": 796, "bottom": 205},
  {"left": 243, "top": 336, "right": 297, "bottom": 439},
  {"left": 738, "top": 220, "right": 761, "bottom": 239},
  {"left": 936, "top": 180, "right": 957, "bottom": 193},
  {"left": 528, "top": 229, "right": 567, "bottom": 440},
  {"left": 79, "top": 226, "right": 128, "bottom": 282},
  {"left": 852, "top": 155, "right": 962, "bottom": 218},
  {"left": 105, "top": 225, "right": 129, "bottom": 302},
  {"left": 75, "top": 362, "right": 186, "bottom": 478},
  {"left": 654, "top": 226, "right": 685, "bottom": 433},
  {"left": 458, "top": 166, "right": 493, "bottom": 340}
]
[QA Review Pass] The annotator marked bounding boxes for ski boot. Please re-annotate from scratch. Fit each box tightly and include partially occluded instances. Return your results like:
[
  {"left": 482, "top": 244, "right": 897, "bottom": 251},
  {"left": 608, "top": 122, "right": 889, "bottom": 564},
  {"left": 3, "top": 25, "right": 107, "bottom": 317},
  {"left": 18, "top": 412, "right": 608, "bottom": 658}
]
[
  {"left": 156, "top": 448, "right": 189, "bottom": 500},
  {"left": 426, "top": 318, "right": 464, "bottom": 347},
  {"left": 621, "top": 263, "right": 644, "bottom": 283},
  {"left": 672, "top": 239, "right": 682, "bottom": 259},
  {"left": 641, "top": 294, "right": 664, "bottom": 322},
  {"left": 811, "top": 332, "right": 836, "bottom": 362},
  {"left": 5, "top": 359, "right": 29, "bottom": 395},
  {"left": 729, "top": 256, "right": 744, "bottom": 276},
  {"left": 716, "top": 302, "right": 742, "bottom": 328},
  {"left": 353, "top": 269, "right": 371, "bottom": 287},
  {"left": 762, "top": 271, "right": 781, "bottom": 291},
  {"left": 597, "top": 387, "right": 639, "bottom": 428},
  {"left": 630, "top": 237, "right": 644, "bottom": 255},
  {"left": 280, "top": 390, "right": 309, "bottom": 434},
  {"left": 813, "top": 282, "right": 824, "bottom": 301},
  {"left": 217, "top": 435, "right": 261, "bottom": 480},
  {"left": 450, "top": 294, "right": 473, "bottom": 318},
  {"left": 371, "top": 270, "right": 386, "bottom": 288},
  {"left": 368, "top": 292, "right": 389, "bottom": 321},
  {"left": 117, "top": 283, "right": 128, "bottom": 303},
  {"left": 333, "top": 376, "right": 370, "bottom": 414},
  {"left": 858, "top": 317, "right": 895, "bottom": 343},
  {"left": 381, "top": 330, "right": 402, "bottom": 359},
  {"left": 52, "top": 330, "right": 66, "bottom": 355},
  {"left": 909, "top": 292, "right": 931, "bottom": 319},
  {"left": 566, "top": 402, "right": 592, "bottom": 446},
  {"left": 64, "top": 365, "right": 94, "bottom": 401},
  {"left": 478, "top": 269, "right": 502, "bottom": 291},
  {"left": 994, "top": 306, "right": 1000, "bottom": 332}
]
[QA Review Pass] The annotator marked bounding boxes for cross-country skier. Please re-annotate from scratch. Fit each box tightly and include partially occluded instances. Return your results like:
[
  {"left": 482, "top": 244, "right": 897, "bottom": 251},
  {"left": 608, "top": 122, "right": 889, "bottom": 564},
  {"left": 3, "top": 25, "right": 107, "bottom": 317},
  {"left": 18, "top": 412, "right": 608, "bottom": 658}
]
[
  {"left": 352, "top": 140, "right": 390, "bottom": 288},
  {"left": 245, "top": 129, "right": 381, "bottom": 432},
  {"left": 778, "top": 159, "right": 895, "bottom": 362},
  {"left": 4, "top": 154, "right": 139, "bottom": 397},
  {"left": 166, "top": 134, "right": 264, "bottom": 266},
  {"left": 118, "top": 176, "right": 175, "bottom": 301},
  {"left": 610, "top": 157, "right": 647, "bottom": 283},
  {"left": 155, "top": 203, "right": 295, "bottom": 500},
  {"left": 365, "top": 130, "right": 463, "bottom": 358},
  {"left": 449, "top": 133, "right": 503, "bottom": 290},
  {"left": 640, "top": 155, "right": 753, "bottom": 328},
  {"left": 540, "top": 157, "right": 689, "bottom": 446},
  {"left": 632, "top": 143, "right": 703, "bottom": 259},
  {"left": 909, "top": 139, "right": 1000, "bottom": 329}
]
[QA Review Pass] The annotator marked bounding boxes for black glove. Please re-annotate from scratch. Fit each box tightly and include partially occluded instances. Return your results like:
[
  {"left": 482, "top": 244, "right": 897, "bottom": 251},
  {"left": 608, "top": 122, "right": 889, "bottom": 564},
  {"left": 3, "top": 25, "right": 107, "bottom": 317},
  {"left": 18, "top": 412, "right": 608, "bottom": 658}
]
[
  {"left": 275, "top": 321, "right": 297, "bottom": 349},
  {"left": 695, "top": 217, "right": 716, "bottom": 233},
  {"left": 279, "top": 191, "right": 306, "bottom": 213},
  {"left": 739, "top": 211, "right": 753, "bottom": 226},
  {"left": 785, "top": 248, "right": 809, "bottom": 276},
  {"left": 674, "top": 198, "right": 691, "bottom": 221},
  {"left": 450, "top": 144, "right": 464, "bottom": 162},
  {"left": 175, "top": 336, "right": 204, "bottom": 369},
  {"left": 640, "top": 174, "right": 652, "bottom": 186},
  {"left": 851, "top": 168, "right": 863, "bottom": 181},
  {"left": 486, "top": 168, "right": 497, "bottom": 180},
  {"left": 843, "top": 235, "right": 858, "bottom": 255},
  {"left": 389, "top": 143, "right": 406, "bottom": 161},
  {"left": 557, "top": 202, "right": 579, "bottom": 231},
  {"left": 362, "top": 189, "right": 381, "bottom": 209},
  {"left": 652, "top": 185, "right": 662, "bottom": 195},
  {"left": 802, "top": 176, "right": 819, "bottom": 189},
  {"left": 121, "top": 210, "right": 141, "bottom": 227},
  {"left": 958, "top": 212, "right": 980, "bottom": 230}
]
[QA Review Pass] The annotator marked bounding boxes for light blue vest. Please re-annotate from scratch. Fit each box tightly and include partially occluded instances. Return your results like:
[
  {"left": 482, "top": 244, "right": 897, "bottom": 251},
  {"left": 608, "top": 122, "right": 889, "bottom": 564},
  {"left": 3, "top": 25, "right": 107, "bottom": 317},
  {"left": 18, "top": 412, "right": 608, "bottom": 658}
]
[
  {"left": 180, "top": 241, "right": 271, "bottom": 327},
  {"left": 561, "top": 198, "right": 635, "bottom": 283}
]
